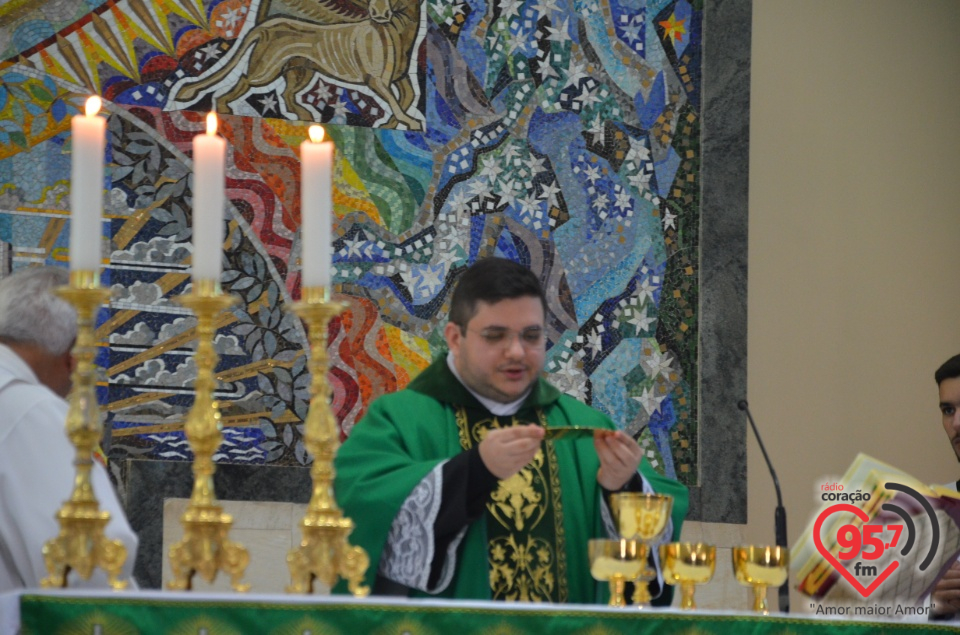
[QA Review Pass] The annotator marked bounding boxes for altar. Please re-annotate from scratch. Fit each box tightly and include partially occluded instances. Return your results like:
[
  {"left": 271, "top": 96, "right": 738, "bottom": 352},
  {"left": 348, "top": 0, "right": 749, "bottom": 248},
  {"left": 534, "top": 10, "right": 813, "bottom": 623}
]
[{"left": 2, "top": 590, "right": 956, "bottom": 635}]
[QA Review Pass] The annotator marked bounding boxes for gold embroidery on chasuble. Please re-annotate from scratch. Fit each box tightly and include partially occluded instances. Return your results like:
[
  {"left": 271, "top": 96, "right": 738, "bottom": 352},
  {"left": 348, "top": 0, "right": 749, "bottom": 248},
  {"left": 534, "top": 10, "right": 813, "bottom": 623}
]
[{"left": 455, "top": 407, "right": 568, "bottom": 602}]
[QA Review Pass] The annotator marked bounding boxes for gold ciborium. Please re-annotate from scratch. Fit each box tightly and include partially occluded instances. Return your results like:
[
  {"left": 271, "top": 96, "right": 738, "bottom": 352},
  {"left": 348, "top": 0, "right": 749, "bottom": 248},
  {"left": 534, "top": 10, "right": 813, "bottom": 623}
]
[
  {"left": 732, "top": 545, "right": 788, "bottom": 614},
  {"left": 589, "top": 539, "right": 647, "bottom": 607},
  {"left": 660, "top": 542, "right": 716, "bottom": 609},
  {"left": 611, "top": 492, "right": 672, "bottom": 606}
]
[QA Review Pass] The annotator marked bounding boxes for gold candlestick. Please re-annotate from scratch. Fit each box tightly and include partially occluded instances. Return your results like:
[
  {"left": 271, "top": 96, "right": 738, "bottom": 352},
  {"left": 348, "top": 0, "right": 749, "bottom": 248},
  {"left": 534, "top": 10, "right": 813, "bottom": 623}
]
[
  {"left": 42, "top": 270, "right": 129, "bottom": 589},
  {"left": 286, "top": 286, "right": 369, "bottom": 596},
  {"left": 167, "top": 279, "right": 249, "bottom": 591}
]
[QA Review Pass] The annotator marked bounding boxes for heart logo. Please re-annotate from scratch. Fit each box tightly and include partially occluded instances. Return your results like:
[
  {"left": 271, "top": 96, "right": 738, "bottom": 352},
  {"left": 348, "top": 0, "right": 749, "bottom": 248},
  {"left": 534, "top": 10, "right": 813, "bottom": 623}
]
[{"left": 813, "top": 503, "right": 899, "bottom": 598}]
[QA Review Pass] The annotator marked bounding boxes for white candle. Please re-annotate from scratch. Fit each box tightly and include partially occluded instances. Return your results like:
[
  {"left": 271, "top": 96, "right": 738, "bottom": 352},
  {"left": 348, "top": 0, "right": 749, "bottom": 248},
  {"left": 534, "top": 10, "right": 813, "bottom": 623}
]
[
  {"left": 300, "top": 125, "right": 334, "bottom": 287},
  {"left": 192, "top": 112, "right": 226, "bottom": 281},
  {"left": 69, "top": 96, "right": 106, "bottom": 272}
]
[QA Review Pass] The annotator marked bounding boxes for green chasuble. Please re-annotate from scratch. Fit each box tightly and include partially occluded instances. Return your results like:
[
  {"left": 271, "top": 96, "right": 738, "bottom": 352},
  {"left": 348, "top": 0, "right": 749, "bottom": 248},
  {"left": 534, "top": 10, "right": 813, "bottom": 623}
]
[{"left": 333, "top": 357, "right": 688, "bottom": 604}]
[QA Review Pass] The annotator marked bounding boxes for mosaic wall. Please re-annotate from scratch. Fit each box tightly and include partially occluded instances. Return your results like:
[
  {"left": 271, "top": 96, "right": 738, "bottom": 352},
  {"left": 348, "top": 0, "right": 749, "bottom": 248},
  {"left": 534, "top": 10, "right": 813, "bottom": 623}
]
[{"left": 0, "top": 0, "right": 703, "bottom": 487}]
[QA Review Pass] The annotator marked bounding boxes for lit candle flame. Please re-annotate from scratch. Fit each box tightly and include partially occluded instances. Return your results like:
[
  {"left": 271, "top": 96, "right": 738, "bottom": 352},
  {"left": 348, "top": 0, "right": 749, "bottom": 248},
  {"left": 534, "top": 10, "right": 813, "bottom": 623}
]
[
  {"left": 206, "top": 111, "right": 218, "bottom": 136},
  {"left": 85, "top": 96, "right": 101, "bottom": 117},
  {"left": 308, "top": 125, "right": 325, "bottom": 144}
]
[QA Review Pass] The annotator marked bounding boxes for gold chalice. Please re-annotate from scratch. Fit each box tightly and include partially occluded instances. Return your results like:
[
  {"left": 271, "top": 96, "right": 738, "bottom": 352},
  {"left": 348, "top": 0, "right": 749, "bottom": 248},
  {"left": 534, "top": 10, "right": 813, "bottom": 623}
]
[
  {"left": 588, "top": 539, "right": 647, "bottom": 607},
  {"left": 660, "top": 542, "right": 716, "bottom": 609},
  {"left": 610, "top": 493, "right": 672, "bottom": 606},
  {"left": 732, "top": 546, "right": 788, "bottom": 614}
]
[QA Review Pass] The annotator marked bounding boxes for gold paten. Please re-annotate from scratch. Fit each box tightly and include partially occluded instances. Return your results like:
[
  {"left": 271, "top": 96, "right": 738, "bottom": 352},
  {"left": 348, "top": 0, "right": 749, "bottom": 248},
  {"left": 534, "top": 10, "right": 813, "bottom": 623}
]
[
  {"left": 541, "top": 425, "right": 600, "bottom": 441},
  {"left": 167, "top": 279, "right": 250, "bottom": 592},
  {"left": 42, "top": 270, "right": 128, "bottom": 589},
  {"left": 286, "top": 286, "right": 369, "bottom": 596}
]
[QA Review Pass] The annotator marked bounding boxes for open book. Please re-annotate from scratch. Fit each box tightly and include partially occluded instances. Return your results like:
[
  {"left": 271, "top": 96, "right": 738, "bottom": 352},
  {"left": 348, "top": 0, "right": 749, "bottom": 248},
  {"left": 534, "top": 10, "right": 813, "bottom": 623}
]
[{"left": 792, "top": 454, "right": 960, "bottom": 610}]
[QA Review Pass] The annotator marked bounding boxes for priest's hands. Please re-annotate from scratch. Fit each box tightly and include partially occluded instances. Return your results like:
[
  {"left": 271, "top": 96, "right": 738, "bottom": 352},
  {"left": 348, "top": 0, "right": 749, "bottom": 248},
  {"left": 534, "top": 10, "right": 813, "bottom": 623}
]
[
  {"left": 595, "top": 430, "right": 643, "bottom": 491},
  {"left": 933, "top": 561, "right": 960, "bottom": 616},
  {"left": 476, "top": 425, "right": 642, "bottom": 488},
  {"left": 478, "top": 425, "right": 545, "bottom": 480}
]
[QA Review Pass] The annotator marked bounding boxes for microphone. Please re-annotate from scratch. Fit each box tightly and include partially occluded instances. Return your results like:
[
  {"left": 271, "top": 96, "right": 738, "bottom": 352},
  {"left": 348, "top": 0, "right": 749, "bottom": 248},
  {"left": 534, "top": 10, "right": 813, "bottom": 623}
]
[{"left": 738, "top": 399, "right": 789, "bottom": 614}]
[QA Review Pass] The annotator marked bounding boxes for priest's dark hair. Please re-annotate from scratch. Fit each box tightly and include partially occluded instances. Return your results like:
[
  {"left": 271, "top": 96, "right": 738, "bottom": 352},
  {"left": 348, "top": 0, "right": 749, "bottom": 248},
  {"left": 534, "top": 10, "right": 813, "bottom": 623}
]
[
  {"left": 936, "top": 354, "right": 960, "bottom": 386},
  {"left": 448, "top": 257, "right": 547, "bottom": 328}
]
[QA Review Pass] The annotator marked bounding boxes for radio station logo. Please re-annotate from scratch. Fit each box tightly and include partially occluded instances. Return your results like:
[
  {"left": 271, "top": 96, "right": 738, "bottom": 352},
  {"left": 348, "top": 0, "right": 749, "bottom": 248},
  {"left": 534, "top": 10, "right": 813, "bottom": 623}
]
[{"left": 814, "top": 481, "right": 940, "bottom": 598}]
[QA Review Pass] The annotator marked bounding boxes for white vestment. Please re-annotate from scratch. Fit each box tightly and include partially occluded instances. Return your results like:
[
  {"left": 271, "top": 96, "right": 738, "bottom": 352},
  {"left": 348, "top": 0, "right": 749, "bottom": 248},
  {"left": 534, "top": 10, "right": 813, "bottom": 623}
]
[{"left": 0, "top": 343, "right": 138, "bottom": 591}]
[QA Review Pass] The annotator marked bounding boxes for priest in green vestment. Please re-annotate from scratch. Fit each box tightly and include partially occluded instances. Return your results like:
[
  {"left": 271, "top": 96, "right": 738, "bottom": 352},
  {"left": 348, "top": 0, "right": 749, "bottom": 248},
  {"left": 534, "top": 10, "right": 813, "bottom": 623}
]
[{"left": 334, "top": 257, "right": 688, "bottom": 605}]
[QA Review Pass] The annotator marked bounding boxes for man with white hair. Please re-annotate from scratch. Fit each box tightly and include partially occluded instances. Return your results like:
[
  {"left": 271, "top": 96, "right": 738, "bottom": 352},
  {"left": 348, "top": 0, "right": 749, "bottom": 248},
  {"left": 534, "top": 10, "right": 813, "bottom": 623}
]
[{"left": 0, "top": 266, "right": 138, "bottom": 591}]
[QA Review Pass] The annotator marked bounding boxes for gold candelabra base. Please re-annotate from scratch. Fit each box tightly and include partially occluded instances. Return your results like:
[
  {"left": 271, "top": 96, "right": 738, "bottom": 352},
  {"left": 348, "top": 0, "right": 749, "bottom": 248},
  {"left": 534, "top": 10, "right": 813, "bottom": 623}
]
[
  {"left": 286, "top": 286, "right": 369, "bottom": 596},
  {"left": 42, "top": 500, "right": 129, "bottom": 590},
  {"left": 167, "top": 502, "right": 250, "bottom": 592},
  {"left": 41, "top": 271, "right": 128, "bottom": 589},
  {"left": 286, "top": 512, "right": 370, "bottom": 595},
  {"left": 166, "top": 280, "right": 250, "bottom": 592}
]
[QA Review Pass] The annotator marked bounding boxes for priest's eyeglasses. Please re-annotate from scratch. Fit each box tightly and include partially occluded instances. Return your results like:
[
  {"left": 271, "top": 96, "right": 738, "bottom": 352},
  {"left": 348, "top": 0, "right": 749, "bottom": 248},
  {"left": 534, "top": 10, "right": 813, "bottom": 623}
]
[{"left": 466, "top": 326, "right": 545, "bottom": 350}]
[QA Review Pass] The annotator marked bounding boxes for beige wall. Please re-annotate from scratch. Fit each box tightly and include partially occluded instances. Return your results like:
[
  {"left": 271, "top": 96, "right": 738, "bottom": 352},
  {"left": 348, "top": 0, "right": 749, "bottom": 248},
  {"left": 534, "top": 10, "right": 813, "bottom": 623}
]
[{"left": 746, "top": 0, "right": 960, "bottom": 595}]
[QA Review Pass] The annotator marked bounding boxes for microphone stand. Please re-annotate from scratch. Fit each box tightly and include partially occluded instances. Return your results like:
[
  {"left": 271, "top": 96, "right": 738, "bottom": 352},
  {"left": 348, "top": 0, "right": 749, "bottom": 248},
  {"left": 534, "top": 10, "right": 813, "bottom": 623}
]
[{"left": 738, "top": 400, "right": 789, "bottom": 613}]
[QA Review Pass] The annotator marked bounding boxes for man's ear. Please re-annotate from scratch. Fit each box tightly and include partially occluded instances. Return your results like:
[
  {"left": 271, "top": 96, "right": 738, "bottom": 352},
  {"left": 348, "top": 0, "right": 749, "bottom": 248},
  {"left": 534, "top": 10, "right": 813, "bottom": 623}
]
[
  {"left": 63, "top": 338, "right": 77, "bottom": 373},
  {"left": 444, "top": 321, "right": 462, "bottom": 354}
]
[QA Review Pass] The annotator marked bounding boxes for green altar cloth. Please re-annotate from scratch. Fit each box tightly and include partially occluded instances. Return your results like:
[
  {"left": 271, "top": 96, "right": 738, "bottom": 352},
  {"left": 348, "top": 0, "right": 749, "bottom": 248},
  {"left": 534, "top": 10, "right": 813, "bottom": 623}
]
[{"left": 12, "top": 591, "right": 955, "bottom": 635}]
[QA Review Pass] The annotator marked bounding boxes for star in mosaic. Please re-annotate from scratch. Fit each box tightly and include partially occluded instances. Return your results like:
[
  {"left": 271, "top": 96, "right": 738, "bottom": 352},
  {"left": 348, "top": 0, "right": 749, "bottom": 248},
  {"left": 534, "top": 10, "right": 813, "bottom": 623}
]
[
  {"left": 659, "top": 13, "right": 687, "bottom": 45},
  {"left": 633, "top": 386, "right": 665, "bottom": 416},
  {"left": 644, "top": 349, "right": 674, "bottom": 380}
]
